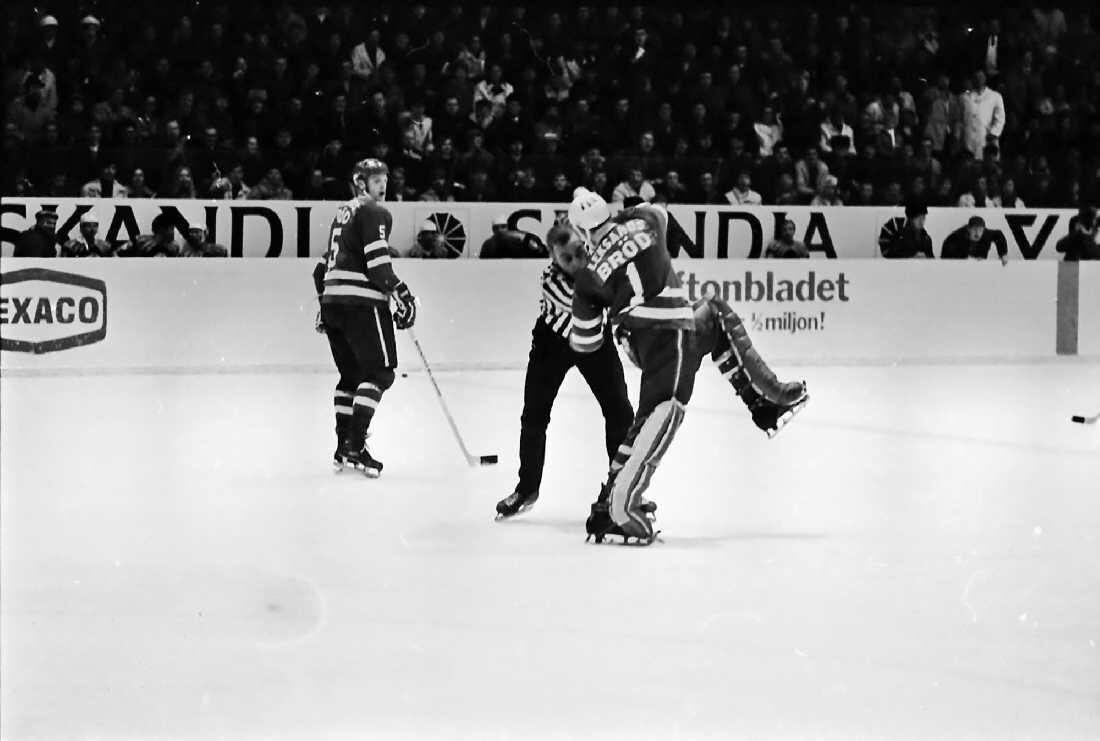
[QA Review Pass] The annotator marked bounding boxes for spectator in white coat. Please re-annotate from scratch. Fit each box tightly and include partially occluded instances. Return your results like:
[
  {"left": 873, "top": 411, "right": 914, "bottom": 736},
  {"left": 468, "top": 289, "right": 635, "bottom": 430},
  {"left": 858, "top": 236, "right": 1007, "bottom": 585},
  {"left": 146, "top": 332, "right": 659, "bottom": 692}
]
[
  {"left": 350, "top": 31, "right": 386, "bottom": 81},
  {"left": 960, "top": 70, "right": 1005, "bottom": 159}
]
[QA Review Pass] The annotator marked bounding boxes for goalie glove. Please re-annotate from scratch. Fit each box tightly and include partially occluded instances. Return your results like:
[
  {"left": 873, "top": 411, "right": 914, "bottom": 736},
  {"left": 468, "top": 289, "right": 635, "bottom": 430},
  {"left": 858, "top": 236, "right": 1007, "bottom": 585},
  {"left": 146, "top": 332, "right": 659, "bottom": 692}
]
[{"left": 391, "top": 281, "right": 417, "bottom": 330}]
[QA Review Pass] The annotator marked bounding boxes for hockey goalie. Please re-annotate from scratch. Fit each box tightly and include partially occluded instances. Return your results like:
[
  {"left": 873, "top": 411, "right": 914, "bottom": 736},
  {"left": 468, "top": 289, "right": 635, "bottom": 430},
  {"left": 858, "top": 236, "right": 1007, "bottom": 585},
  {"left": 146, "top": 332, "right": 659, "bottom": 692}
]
[{"left": 566, "top": 188, "right": 809, "bottom": 545}]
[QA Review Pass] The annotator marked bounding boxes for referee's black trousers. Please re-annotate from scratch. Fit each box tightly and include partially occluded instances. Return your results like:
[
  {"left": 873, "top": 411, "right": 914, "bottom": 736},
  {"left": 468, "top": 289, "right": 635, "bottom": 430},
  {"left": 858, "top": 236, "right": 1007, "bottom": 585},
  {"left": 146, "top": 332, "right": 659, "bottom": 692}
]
[{"left": 517, "top": 320, "right": 634, "bottom": 496}]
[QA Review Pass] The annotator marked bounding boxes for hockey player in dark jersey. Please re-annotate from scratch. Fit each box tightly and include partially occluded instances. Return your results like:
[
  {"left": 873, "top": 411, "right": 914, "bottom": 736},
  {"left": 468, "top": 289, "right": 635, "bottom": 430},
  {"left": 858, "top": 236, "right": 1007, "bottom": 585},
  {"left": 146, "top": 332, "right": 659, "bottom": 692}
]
[
  {"left": 495, "top": 225, "right": 634, "bottom": 519},
  {"left": 566, "top": 188, "right": 809, "bottom": 544},
  {"left": 311, "top": 159, "right": 417, "bottom": 477}
]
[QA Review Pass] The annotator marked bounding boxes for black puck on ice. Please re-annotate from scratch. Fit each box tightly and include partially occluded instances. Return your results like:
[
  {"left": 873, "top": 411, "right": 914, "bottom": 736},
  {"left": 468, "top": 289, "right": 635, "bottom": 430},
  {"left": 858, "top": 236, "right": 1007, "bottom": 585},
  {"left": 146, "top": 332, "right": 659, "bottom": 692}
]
[{"left": 401, "top": 372, "right": 408, "bottom": 378}]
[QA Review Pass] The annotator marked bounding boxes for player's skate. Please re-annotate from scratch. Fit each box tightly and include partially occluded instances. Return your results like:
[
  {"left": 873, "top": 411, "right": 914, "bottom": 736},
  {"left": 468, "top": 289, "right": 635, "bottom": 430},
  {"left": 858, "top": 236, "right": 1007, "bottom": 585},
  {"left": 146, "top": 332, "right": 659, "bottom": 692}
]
[
  {"left": 333, "top": 443, "right": 352, "bottom": 471},
  {"left": 495, "top": 489, "right": 539, "bottom": 519},
  {"left": 333, "top": 432, "right": 373, "bottom": 472},
  {"left": 344, "top": 444, "right": 383, "bottom": 478}
]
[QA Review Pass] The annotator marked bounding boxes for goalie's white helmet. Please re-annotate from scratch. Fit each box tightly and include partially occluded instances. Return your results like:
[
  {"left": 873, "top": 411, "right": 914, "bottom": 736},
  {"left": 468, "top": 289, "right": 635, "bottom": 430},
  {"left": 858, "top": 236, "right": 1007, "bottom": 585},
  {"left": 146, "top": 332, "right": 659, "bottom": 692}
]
[{"left": 568, "top": 187, "right": 611, "bottom": 232}]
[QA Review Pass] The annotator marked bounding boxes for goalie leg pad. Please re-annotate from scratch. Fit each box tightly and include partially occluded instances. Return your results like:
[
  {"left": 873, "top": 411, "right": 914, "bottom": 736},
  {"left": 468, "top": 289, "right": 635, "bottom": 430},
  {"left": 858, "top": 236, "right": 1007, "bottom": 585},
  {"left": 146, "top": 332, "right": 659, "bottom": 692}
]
[
  {"left": 709, "top": 298, "right": 806, "bottom": 408},
  {"left": 609, "top": 399, "right": 685, "bottom": 539}
]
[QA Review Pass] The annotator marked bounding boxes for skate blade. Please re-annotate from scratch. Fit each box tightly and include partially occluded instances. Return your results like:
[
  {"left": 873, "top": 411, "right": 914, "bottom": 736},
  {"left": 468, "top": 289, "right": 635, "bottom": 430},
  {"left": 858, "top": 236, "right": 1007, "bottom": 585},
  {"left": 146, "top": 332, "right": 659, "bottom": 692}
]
[
  {"left": 494, "top": 502, "right": 535, "bottom": 521},
  {"left": 343, "top": 462, "right": 381, "bottom": 478},
  {"left": 586, "top": 530, "right": 661, "bottom": 546},
  {"left": 766, "top": 394, "right": 809, "bottom": 439}
]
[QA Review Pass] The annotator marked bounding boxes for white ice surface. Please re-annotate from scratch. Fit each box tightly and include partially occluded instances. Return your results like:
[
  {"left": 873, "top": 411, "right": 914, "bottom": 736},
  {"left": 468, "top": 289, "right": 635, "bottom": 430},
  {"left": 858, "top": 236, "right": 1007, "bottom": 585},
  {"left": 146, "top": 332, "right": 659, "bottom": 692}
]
[{"left": 2, "top": 362, "right": 1099, "bottom": 740}]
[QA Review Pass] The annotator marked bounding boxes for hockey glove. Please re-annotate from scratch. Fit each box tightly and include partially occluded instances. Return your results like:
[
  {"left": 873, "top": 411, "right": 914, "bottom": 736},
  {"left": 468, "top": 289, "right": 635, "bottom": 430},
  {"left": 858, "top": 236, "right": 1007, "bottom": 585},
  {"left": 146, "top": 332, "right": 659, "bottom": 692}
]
[
  {"left": 392, "top": 281, "right": 417, "bottom": 330},
  {"left": 315, "top": 308, "right": 327, "bottom": 334}
]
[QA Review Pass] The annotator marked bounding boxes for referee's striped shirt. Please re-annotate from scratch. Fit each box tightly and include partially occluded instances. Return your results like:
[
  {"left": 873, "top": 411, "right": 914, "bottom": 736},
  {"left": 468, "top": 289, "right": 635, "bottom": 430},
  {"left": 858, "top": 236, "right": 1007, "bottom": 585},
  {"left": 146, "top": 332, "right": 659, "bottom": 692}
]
[{"left": 538, "top": 262, "right": 574, "bottom": 338}]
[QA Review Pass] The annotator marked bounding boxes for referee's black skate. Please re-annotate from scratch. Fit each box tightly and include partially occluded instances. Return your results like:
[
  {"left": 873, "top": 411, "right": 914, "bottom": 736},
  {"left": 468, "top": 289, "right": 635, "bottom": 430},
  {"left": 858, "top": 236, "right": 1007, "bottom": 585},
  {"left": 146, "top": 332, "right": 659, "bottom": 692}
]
[
  {"left": 344, "top": 445, "right": 383, "bottom": 478},
  {"left": 495, "top": 489, "right": 539, "bottom": 519}
]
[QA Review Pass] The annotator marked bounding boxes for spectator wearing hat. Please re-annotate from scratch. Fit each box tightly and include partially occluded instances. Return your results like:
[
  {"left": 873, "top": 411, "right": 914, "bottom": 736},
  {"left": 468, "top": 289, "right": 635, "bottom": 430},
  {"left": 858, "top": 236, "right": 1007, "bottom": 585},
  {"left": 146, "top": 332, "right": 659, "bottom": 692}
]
[
  {"left": 61, "top": 211, "right": 115, "bottom": 257},
  {"left": 409, "top": 220, "right": 457, "bottom": 259},
  {"left": 882, "top": 203, "right": 934, "bottom": 258},
  {"left": 37, "top": 15, "right": 62, "bottom": 72},
  {"left": 73, "top": 15, "right": 106, "bottom": 82},
  {"left": 941, "top": 216, "right": 1009, "bottom": 265},
  {"left": 480, "top": 216, "right": 547, "bottom": 259},
  {"left": 1056, "top": 208, "right": 1100, "bottom": 261},
  {"left": 120, "top": 213, "right": 181, "bottom": 257},
  {"left": 765, "top": 219, "right": 810, "bottom": 258},
  {"left": 180, "top": 224, "right": 228, "bottom": 257},
  {"left": 14, "top": 209, "right": 59, "bottom": 257}
]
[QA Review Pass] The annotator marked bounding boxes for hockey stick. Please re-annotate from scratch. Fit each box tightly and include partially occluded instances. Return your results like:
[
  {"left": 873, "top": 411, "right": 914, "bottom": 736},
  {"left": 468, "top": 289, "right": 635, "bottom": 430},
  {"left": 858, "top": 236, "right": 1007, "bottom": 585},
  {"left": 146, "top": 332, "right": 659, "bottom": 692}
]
[
  {"left": 1071, "top": 412, "right": 1099, "bottom": 424},
  {"left": 407, "top": 327, "right": 499, "bottom": 466}
]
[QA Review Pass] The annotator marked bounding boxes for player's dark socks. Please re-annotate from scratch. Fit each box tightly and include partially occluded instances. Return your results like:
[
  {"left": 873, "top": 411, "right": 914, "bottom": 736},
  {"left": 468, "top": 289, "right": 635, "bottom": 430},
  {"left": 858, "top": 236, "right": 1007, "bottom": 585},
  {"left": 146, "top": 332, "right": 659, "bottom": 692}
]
[{"left": 495, "top": 489, "right": 539, "bottom": 519}]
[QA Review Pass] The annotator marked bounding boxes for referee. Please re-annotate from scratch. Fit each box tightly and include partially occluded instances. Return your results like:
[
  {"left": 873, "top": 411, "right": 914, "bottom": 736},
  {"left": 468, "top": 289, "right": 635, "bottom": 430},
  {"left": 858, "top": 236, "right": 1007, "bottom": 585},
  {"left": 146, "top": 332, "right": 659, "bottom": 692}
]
[{"left": 496, "top": 224, "right": 635, "bottom": 518}]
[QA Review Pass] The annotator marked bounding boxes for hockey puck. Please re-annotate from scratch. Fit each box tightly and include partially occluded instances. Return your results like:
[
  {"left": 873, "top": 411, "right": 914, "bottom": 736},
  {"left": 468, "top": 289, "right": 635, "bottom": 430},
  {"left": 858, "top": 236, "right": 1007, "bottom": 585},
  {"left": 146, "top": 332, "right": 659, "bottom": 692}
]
[
  {"left": 401, "top": 372, "right": 408, "bottom": 378},
  {"left": 1072, "top": 415, "right": 1086, "bottom": 423}
]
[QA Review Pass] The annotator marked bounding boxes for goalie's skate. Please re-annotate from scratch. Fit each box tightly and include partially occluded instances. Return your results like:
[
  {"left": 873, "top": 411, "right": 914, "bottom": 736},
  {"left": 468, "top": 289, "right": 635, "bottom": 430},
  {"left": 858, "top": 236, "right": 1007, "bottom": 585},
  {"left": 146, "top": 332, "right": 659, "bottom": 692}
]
[
  {"left": 585, "top": 500, "right": 660, "bottom": 546},
  {"left": 752, "top": 381, "right": 809, "bottom": 439},
  {"left": 495, "top": 489, "right": 539, "bottom": 520}
]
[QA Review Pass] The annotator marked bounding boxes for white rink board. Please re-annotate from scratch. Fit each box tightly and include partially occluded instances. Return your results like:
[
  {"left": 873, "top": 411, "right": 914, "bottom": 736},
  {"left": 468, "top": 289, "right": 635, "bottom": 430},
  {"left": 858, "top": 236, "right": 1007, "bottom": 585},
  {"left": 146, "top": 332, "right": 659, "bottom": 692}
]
[
  {"left": 1, "top": 198, "right": 1084, "bottom": 260},
  {"left": 1079, "top": 263, "right": 1100, "bottom": 357},
  {"left": 1, "top": 259, "right": 1059, "bottom": 374}
]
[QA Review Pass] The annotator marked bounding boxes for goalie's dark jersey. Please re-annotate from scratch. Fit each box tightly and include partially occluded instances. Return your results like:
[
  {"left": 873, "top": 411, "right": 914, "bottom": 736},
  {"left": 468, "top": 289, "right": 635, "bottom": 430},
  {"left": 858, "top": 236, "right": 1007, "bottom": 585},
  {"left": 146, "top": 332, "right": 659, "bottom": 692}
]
[
  {"left": 570, "top": 204, "right": 693, "bottom": 353},
  {"left": 320, "top": 197, "right": 400, "bottom": 307}
]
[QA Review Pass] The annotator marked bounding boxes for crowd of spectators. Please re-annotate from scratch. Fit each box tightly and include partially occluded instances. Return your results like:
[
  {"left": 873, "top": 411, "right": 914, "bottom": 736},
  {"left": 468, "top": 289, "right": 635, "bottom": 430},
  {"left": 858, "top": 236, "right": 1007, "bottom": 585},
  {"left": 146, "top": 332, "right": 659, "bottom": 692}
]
[{"left": 4, "top": 3, "right": 1100, "bottom": 208}]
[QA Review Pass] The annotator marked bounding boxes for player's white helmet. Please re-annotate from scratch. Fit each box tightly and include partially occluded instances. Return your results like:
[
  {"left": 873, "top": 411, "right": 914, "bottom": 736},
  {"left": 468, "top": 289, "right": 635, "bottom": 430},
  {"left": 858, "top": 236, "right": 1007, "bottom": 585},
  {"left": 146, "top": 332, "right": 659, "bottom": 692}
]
[{"left": 568, "top": 187, "right": 610, "bottom": 232}]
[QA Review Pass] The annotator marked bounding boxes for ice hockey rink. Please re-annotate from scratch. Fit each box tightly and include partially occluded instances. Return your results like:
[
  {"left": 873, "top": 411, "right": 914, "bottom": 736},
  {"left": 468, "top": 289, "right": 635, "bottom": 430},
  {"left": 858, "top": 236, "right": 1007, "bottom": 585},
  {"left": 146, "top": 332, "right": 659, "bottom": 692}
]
[{"left": 2, "top": 360, "right": 1099, "bottom": 739}]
